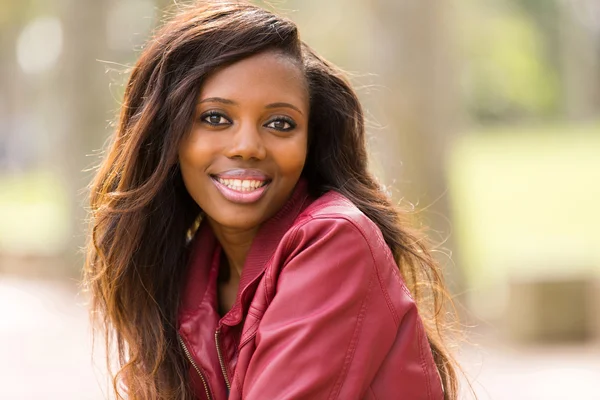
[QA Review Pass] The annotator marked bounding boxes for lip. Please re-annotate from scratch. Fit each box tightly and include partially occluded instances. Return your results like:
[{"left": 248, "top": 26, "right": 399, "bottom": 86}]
[
  {"left": 211, "top": 176, "right": 270, "bottom": 204},
  {"left": 213, "top": 168, "right": 271, "bottom": 181}
]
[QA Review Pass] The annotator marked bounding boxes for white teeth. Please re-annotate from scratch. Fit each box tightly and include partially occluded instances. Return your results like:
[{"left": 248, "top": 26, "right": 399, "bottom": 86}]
[{"left": 217, "top": 178, "right": 266, "bottom": 191}]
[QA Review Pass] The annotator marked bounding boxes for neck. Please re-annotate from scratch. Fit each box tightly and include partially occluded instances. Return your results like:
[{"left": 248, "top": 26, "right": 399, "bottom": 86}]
[{"left": 208, "top": 219, "right": 259, "bottom": 279}]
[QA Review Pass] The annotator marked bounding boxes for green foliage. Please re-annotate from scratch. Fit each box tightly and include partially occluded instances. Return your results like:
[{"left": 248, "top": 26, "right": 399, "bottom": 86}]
[
  {"left": 0, "top": 170, "right": 70, "bottom": 255},
  {"left": 459, "top": 2, "right": 560, "bottom": 121}
]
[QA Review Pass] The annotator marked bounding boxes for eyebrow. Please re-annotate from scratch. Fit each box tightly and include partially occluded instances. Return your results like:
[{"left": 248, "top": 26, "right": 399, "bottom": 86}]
[
  {"left": 198, "top": 97, "right": 304, "bottom": 115},
  {"left": 265, "top": 102, "right": 303, "bottom": 115},
  {"left": 199, "top": 97, "right": 236, "bottom": 106}
]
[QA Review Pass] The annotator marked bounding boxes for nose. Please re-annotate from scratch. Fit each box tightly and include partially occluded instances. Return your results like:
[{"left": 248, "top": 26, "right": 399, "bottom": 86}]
[{"left": 225, "top": 122, "right": 267, "bottom": 161}]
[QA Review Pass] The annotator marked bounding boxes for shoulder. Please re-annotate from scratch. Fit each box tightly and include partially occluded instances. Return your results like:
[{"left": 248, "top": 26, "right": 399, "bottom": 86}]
[
  {"left": 272, "top": 190, "right": 413, "bottom": 328},
  {"left": 282, "top": 190, "right": 391, "bottom": 263},
  {"left": 273, "top": 190, "right": 410, "bottom": 327}
]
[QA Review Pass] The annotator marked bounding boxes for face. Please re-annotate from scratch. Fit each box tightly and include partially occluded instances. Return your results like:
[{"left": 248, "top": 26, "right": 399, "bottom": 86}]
[{"left": 178, "top": 51, "right": 309, "bottom": 234}]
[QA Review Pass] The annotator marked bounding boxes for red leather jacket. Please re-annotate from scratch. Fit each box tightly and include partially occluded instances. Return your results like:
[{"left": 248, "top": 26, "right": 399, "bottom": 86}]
[{"left": 177, "top": 180, "right": 443, "bottom": 399}]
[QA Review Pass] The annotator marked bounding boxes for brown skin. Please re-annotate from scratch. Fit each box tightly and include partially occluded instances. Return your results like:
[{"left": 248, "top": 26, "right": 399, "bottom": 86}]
[{"left": 178, "top": 51, "right": 309, "bottom": 312}]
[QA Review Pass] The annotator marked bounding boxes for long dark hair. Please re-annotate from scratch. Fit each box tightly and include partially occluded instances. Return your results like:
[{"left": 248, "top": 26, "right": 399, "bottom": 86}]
[{"left": 84, "top": 1, "right": 461, "bottom": 399}]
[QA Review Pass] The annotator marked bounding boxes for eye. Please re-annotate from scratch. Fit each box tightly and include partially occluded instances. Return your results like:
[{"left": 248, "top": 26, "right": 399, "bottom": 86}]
[
  {"left": 200, "top": 111, "right": 231, "bottom": 126},
  {"left": 265, "top": 117, "right": 296, "bottom": 132}
]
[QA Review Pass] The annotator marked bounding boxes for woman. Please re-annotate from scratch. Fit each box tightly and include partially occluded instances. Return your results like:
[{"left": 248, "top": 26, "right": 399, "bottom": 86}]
[{"left": 85, "top": 1, "right": 461, "bottom": 399}]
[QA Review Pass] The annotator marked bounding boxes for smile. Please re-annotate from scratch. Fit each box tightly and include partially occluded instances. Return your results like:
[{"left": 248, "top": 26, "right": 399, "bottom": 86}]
[
  {"left": 211, "top": 176, "right": 271, "bottom": 204},
  {"left": 216, "top": 178, "right": 267, "bottom": 191}
]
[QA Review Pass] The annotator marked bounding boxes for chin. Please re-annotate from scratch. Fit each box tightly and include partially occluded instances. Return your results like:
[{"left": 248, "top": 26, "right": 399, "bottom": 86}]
[{"left": 208, "top": 209, "right": 266, "bottom": 232}]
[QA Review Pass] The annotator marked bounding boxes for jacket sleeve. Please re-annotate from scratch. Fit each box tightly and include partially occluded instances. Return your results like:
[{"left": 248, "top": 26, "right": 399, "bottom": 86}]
[{"left": 242, "top": 216, "right": 433, "bottom": 399}]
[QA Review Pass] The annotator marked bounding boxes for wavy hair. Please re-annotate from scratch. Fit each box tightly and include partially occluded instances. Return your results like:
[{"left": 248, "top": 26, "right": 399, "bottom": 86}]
[{"left": 84, "top": 1, "right": 461, "bottom": 399}]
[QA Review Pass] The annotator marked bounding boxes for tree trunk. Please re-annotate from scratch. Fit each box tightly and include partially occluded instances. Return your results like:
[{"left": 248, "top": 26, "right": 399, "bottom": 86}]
[
  {"left": 58, "top": 0, "right": 111, "bottom": 272},
  {"left": 368, "top": 0, "right": 463, "bottom": 291},
  {"left": 559, "top": 1, "right": 600, "bottom": 121}
]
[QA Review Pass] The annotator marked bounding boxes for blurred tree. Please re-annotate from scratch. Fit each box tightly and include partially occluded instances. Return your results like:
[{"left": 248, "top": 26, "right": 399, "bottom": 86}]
[
  {"left": 0, "top": 3, "right": 28, "bottom": 167},
  {"left": 58, "top": 0, "right": 111, "bottom": 270},
  {"left": 368, "top": 0, "right": 463, "bottom": 290},
  {"left": 515, "top": 0, "right": 600, "bottom": 121},
  {"left": 459, "top": 1, "right": 560, "bottom": 121},
  {"left": 459, "top": 0, "right": 600, "bottom": 122},
  {"left": 512, "top": 0, "right": 561, "bottom": 67},
  {"left": 558, "top": 0, "right": 600, "bottom": 121}
]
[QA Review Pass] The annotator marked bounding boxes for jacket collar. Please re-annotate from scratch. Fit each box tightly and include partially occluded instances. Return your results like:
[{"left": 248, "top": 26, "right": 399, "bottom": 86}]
[{"left": 179, "top": 178, "right": 311, "bottom": 325}]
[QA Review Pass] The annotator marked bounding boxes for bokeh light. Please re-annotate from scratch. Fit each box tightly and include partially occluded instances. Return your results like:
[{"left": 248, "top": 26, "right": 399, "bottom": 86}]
[{"left": 16, "top": 16, "right": 63, "bottom": 74}]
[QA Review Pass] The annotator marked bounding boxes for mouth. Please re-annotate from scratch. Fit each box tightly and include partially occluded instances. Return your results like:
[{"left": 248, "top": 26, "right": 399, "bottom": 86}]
[
  {"left": 210, "top": 172, "right": 272, "bottom": 204},
  {"left": 213, "top": 177, "right": 269, "bottom": 192}
]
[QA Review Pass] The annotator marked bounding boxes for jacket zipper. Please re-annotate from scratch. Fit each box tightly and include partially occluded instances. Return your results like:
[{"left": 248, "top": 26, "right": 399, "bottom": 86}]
[
  {"left": 215, "top": 327, "right": 231, "bottom": 391},
  {"left": 177, "top": 334, "right": 212, "bottom": 400}
]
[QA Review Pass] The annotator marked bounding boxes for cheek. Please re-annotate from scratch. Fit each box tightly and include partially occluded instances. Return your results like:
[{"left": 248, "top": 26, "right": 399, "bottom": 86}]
[
  {"left": 177, "top": 136, "right": 213, "bottom": 195},
  {"left": 178, "top": 133, "right": 213, "bottom": 169},
  {"left": 272, "top": 135, "right": 308, "bottom": 176}
]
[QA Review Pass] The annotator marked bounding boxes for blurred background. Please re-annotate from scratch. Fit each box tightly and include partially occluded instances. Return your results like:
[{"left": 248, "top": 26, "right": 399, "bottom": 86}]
[{"left": 1, "top": 0, "right": 599, "bottom": 398}]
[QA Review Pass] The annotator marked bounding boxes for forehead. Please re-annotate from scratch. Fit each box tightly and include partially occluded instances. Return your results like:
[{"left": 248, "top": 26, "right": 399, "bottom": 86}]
[{"left": 198, "top": 51, "right": 308, "bottom": 105}]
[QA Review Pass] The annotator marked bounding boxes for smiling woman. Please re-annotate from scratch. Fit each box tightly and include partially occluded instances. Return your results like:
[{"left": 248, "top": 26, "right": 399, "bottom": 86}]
[
  {"left": 179, "top": 51, "right": 309, "bottom": 236},
  {"left": 83, "top": 1, "right": 461, "bottom": 399}
]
